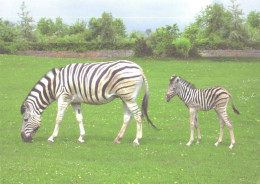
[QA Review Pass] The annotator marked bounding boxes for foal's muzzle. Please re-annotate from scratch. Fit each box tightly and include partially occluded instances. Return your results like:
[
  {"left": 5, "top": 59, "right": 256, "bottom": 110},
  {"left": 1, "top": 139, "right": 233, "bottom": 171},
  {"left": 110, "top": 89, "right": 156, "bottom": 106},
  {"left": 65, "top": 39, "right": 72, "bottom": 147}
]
[{"left": 166, "top": 94, "right": 172, "bottom": 102}]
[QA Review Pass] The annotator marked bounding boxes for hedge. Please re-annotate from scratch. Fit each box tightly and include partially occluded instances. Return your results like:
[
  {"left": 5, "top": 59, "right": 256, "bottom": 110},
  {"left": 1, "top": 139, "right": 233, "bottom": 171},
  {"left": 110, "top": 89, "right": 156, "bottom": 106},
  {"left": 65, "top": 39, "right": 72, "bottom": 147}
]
[{"left": 0, "top": 41, "right": 134, "bottom": 54}]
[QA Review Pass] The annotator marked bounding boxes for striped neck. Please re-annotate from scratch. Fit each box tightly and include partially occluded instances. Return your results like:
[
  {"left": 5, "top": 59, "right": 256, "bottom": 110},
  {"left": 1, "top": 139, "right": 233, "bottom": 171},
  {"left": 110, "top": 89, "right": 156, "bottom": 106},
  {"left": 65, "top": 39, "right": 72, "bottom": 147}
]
[
  {"left": 22, "top": 68, "right": 61, "bottom": 115},
  {"left": 177, "top": 79, "right": 195, "bottom": 105}
]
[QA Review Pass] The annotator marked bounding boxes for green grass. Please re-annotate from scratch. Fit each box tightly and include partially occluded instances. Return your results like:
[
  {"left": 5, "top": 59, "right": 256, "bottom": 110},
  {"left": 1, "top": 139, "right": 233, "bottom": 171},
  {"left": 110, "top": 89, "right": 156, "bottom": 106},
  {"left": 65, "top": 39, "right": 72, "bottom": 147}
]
[{"left": 0, "top": 55, "right": 260, "bottom": 184}]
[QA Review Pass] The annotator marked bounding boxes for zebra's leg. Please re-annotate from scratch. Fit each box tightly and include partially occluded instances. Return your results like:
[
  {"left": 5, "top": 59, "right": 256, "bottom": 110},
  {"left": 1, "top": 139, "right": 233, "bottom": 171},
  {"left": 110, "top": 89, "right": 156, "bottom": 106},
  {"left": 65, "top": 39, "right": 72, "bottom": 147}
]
[
  {"left": 214, "top": 112, "right": 225, "bottom": 147},
  {"left": 186, "top": 108, "right": 197, "bottom": 146},
  {"left": 114, "top": 102, "right": 132, "bottom": 144},
  {"left": 124, "top": 101, "right": 142, "bottom": 146},
  {"left": 72, "top": 103, "right": 85, "bottom": 143},
  {"left": 48, "top": 96, "right": 70, "bottom": 142},
  {"left": 216, "top": 108, "right": 235, "bottom": 149},
  {"left": 194, "top": 113, "right": 201, "bottom": 144}
]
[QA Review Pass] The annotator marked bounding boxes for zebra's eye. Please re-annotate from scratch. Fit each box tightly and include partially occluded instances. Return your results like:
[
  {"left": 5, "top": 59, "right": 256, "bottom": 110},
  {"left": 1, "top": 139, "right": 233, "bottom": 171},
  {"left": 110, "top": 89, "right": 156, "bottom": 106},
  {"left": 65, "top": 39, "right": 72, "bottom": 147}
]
[{"left": 24, "top": 118, "right": 28, "bottom": 122}]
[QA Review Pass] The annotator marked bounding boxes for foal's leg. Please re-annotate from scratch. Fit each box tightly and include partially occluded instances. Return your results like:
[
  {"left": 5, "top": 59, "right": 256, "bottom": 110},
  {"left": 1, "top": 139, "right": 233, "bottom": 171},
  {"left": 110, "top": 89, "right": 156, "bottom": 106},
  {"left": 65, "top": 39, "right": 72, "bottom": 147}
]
[
  {"left": 114, "top": 102, "right": 132, "bottom": 144},
  {"left": 216, "top": 107, "right": 235, "bottom": 149},
  {"left": 72, "top": 103, "right": 85, "bottom": 143},
  {"left": 214, "top": 111, "right": 225, "bottom": 147},
  {"left": 48, "top": 96, "right": 70, "bottom": 142},
  {"left": 186, "top": 108, "right": 197, "bottom": 146},
  {"left": 194, "top": 113, "right": 202, "bottom": 144}
]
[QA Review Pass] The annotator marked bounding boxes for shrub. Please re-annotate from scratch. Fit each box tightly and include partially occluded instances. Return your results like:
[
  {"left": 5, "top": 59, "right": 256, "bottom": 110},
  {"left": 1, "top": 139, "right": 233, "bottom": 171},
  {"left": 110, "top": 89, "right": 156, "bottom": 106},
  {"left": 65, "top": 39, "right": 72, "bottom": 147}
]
[
  {"left": 0, "top": 42, "right": 26, "bottom": 54},
  {"left": 134, "top": 37, "right": 153, "bottom": 57},
  {"left": 173, "top": 38, "right": 191, "bottom": 58}
]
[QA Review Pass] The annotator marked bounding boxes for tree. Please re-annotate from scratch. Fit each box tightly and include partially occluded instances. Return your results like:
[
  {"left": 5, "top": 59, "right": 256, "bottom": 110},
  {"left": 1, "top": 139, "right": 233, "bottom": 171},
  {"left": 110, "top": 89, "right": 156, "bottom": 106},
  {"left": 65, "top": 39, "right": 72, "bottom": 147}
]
[
  {"left": 145, "top": 29, "right": 152, "bottom": 36},
  {"left": 100, "top": 12, "right": 115, "bottom": 41},
  {"left": 37, "top": 18, "right": 55, "bottom": 35},
  {"left": 146, "top": 24, "right": 180, "bottom": 56},
  {"left": 88, "top": 12, "right": 127, "bottom": 42},
  {"left": 113, "top": 18, "right": 127, "bottom": 41},
  {"left": 229, "top": 0, "right": 244, "bottom": 30},
  {"left": 54, "top": 17, "right": 68, "bottom": 37},
  {"left": 0, "top": 19, "right": 18, "bottom": 42},
  {"left": 228, "top": 0, "right": 249, "bottom": 47},
  {"left": 69, "top": 20, "right": 87, "bottom": 35},
  {"left": 18, "top": 1, "right": 35, "bottom": 42},
  {"left": 247, "top": 11, "right": 260, "bottom": 28},
  {"left": 88, "top": 17, "right": 102, "bottom": 40}
]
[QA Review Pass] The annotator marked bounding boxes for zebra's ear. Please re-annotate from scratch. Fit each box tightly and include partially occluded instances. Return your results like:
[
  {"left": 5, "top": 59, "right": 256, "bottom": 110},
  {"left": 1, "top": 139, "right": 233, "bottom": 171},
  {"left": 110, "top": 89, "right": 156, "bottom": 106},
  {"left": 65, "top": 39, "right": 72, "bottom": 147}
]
[
  {"left": 21, "top": 104, "right": 26, "bottom": 114},
  {"left": 20, "top": 102, "right": 30, "bottom": 114}
]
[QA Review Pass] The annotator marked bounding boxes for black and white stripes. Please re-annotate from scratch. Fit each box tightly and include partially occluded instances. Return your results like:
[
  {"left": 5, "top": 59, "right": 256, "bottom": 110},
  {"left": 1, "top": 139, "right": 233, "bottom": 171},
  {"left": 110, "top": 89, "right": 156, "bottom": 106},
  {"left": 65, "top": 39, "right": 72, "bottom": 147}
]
[
  {"left": 21, "top": 60, "right": 156, "bottom": 145},
  {"left": 166, "top": 75, "right": 239, "bottom": 149}
]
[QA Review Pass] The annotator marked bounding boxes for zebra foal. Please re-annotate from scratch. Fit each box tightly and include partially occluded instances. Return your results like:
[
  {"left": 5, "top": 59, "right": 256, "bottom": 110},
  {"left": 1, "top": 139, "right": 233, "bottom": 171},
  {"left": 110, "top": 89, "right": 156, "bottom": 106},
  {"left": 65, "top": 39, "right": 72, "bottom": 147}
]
[
  {"left": 20, "top": 60, "right": 156, "bottom": 145},
  {"left": 166, "top": 75, "right": 240, "bottom": 149}
]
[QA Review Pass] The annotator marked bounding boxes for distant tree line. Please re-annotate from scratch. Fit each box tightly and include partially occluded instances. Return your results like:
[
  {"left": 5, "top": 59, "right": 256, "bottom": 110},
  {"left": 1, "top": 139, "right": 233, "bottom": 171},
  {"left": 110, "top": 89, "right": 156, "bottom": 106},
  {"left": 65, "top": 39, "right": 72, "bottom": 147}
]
[{"left": 0, "top": 0, "right": 260, "bottom": 57}]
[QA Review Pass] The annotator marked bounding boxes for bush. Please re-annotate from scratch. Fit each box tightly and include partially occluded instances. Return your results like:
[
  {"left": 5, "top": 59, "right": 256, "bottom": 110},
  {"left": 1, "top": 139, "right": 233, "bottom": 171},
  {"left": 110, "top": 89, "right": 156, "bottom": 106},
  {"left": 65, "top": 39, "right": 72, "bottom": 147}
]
[
  {"left": 134, "top": 37, "right": 153, "bottom": 57},
  {"left": 0, "top": 42, "right": 26, "bottom": 54},
  {"left": 27, "top": 41, "right": 134, "bottom": 51},
  {"left": 173, "top": 38, "right": 191, "bottom": 58}
]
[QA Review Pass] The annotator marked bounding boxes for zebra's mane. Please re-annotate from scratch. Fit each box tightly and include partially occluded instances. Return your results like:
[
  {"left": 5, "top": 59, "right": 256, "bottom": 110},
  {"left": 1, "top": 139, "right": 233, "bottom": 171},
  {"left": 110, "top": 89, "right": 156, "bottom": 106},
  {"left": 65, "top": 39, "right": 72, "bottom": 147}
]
[
  {"left": 21, "top": 67, "right": 62, "bottom": 114},
  {"left": 179, "top": 77, "right": 195, "bottom": 89}
]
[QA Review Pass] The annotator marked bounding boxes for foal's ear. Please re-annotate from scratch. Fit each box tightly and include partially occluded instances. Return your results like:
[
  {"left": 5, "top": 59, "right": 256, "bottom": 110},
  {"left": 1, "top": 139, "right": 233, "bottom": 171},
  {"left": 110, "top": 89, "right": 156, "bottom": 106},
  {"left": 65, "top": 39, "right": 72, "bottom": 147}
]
[{"left": 176, "top": 76, "right": 180, "bottom": 83}]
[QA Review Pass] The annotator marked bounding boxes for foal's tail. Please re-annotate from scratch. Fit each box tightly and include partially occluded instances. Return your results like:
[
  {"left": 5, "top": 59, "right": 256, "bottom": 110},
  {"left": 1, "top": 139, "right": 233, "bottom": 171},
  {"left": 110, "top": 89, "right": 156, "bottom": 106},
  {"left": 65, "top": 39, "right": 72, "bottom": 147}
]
[
  {"left": 142, "top": 74, "right": 158, "bottom": 129},
  {"left": 228, "top": 92, "right": 240, "bottom": 115}
]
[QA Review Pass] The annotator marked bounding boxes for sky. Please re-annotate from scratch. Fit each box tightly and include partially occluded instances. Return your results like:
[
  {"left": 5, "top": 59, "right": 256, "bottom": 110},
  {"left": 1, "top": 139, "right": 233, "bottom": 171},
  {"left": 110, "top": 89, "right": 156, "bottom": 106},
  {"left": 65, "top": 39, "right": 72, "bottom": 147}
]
[{"left": 1, "top": 0, "right": 259, "bottom": 32}]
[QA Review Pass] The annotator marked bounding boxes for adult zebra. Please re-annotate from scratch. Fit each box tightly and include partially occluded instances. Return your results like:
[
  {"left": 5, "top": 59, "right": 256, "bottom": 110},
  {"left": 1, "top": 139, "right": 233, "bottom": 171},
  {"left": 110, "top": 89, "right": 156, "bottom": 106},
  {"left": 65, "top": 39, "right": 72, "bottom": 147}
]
[
  {"left": 166, "top": 75, "right": 240, "bottom": 149},
  {"left": 20, "top": 60, "right": 156, "bottom": 145}
]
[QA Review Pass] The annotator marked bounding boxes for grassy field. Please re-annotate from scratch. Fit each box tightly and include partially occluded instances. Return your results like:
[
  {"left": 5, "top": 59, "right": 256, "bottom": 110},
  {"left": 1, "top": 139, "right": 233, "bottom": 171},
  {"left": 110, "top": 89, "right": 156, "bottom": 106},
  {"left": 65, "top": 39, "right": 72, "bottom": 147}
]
[{"left": 0, "top": 55, "right": 260, "bottom": 184}]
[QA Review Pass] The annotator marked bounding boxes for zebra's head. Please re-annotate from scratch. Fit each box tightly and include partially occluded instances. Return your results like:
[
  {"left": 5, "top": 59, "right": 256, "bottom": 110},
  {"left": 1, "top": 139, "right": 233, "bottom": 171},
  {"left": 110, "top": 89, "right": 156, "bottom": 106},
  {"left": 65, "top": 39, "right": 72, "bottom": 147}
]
[
  {"left": 166, "top": 75, "right": 180, "bottom": 102},
  {"left": 20, "top": 101, "right": 41, "bottom": 142}
]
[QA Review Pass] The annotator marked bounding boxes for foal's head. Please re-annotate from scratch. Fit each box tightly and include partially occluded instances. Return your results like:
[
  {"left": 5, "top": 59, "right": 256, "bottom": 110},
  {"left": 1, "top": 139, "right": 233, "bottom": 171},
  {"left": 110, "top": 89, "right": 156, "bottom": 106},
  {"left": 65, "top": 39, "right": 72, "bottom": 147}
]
[{"left": 166, "top": 75, "right": 181, "bottom": 102}]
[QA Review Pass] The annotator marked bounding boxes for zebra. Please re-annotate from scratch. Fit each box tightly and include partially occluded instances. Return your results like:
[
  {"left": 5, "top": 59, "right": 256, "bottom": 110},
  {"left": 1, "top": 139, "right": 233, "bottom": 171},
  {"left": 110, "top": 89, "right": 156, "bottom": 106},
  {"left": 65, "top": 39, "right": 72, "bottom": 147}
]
[
  {"left": 20, "top": 60, "right": 157, "bottom": 146},
  {"left": 166, "top": 75, "right": 240, "bottom": 149}
]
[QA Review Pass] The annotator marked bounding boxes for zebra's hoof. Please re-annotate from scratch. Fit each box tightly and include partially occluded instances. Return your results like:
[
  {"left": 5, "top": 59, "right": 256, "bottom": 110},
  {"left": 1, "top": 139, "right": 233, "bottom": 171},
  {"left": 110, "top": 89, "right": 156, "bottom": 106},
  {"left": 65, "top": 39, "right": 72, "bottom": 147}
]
[
  {"left": 114, "top": 140, "right": 120, "bottom": 144},
  {"left": 48, "top": 139, "right": 54, "bottom": 143},
  {"left": 133, "top": 139, "right": 140, "bottom": 146},
  {"left": 133, "top": 142, "right": 139, "bottom": 146},
  {"left": 186, "top": 142, "right": 191, "bottom": 147},
  {"left": 229, "top": 144, "right": 234, "bottom": 149},
  {"left": 77, "top": 139, "right": 85, "bottom": 143}
]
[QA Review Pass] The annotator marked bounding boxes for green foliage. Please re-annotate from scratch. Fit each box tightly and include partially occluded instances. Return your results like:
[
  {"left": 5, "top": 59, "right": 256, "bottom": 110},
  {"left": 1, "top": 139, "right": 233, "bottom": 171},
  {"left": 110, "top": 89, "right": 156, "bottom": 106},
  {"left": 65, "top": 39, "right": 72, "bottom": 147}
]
[
  {"left": 37, "top": 18, "right": 55, "bottom": 35},
  {"left": 0, "top": 19, "right": 18, "bottom": 42},
  {"left": 1, "top": 1, "right": 260, "bottom": 56},
  {"left": 69, "top": 20, "right": 87, "bottom": 35},
  {"left": 88, "top": 12, "right": 127, "bottom": 42},
  {"left": 247, "top": 11, "right": 260, "bottom": 28},
  {"left": 173, "top": 38, "right": 191, "bottom": 58},
  {"left": 0, "top": 42, "right": 26, "bottom": 54},
  {"left": 17, "top": 1, "right": 35, "bottom": 42},
  {"left": 134, "top": 37, "right": 153, "bottom": 57},
  {"left": 26, "top": 41, "right": 133, "bottom": 51},
  {"left": 147, "top": 24, "right": 180, "bottom": 57},
  {"left": 1, "top": 56, "right": 260, "bottom": 183}
]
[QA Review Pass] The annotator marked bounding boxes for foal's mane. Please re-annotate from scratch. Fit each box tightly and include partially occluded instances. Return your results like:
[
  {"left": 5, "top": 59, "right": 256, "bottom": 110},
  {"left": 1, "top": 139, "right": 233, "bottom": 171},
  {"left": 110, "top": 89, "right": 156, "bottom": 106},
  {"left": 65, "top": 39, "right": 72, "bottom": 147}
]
[{"left": 179, "top": 77, "right": 195, "bottom": 89}]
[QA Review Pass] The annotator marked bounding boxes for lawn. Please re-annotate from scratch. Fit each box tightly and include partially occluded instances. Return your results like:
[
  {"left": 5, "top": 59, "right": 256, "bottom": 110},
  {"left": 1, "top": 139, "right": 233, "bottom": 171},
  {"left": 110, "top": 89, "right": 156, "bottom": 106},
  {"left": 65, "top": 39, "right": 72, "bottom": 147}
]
[{"left": 0, "top": 55, "right": 259, "bottom": 184}]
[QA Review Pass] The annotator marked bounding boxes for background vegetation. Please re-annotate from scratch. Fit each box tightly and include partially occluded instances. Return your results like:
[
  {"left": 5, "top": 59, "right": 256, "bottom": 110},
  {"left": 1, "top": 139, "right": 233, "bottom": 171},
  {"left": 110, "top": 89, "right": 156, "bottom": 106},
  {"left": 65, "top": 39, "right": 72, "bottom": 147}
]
[
  {"left": 1, "top": 0, "right": 260, "bottom": 57},
  {"left": 0, "top": 55, "right": 259, "bottom": 183}
]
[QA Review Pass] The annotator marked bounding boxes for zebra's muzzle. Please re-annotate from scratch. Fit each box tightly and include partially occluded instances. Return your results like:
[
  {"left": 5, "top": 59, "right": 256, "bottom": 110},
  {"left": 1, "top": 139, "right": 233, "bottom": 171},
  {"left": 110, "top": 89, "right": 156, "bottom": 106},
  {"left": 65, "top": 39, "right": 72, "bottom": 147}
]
[{"left": 21, "top": 131, "right": 33, "bottom": 143}]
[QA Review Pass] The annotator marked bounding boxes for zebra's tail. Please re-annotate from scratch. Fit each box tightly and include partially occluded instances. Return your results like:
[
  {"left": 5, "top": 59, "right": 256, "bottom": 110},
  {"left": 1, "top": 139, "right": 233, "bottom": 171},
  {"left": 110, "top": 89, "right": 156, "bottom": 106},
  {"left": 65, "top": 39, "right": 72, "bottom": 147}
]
[
  {"left": 142, "top": 74, "right": 158, "bottom": 129},
  {"left": 228, "top": 93, "right": 240, "bottom": 115}
]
